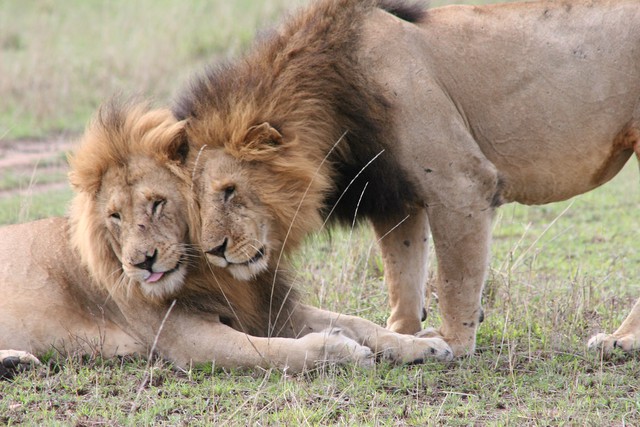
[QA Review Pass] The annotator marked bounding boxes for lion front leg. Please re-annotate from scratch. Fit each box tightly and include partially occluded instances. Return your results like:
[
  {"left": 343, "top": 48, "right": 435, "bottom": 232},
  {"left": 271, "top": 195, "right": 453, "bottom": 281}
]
[
  {"left": 424, "top": 204, "right": 493, "bottom": 357},
  {"left": 163, "top": 323, "right": 375, "bottom": 373},
  {"left": 114, "top": 302, "right": 374, "bottom": 373},
  {"left": 285, "top": 304, "right": 453, "bottom": 363},
  {"left": 372, "top": 209, "right": 430, "bottom": 335},
  {"left": 588, "top": 297, "right": 640, "bottom": 354}
]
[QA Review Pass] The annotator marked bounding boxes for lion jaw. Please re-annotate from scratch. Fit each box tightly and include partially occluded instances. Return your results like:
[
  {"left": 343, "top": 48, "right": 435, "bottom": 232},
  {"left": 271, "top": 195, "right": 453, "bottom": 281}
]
[
  {"left": 138, "top": 265, "right": 188, "bottom": 300},
  {"left": 205, "top": 240, "right": 269, "bottom": 281}
]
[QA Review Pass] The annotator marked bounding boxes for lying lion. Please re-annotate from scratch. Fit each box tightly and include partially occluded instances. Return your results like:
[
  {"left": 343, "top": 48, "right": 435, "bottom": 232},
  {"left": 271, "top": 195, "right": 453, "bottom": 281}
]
[
  {"left": 0, "top": 101, "right": 453, "bottom": 376},
  {"left": 175, "top": 0, "right": 640, "bottom": 357}
]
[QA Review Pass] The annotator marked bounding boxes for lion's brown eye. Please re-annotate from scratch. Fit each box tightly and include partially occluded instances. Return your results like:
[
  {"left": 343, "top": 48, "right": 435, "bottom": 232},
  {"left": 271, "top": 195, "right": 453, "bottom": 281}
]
[
  {"left": 110, "top": 212, "right": 121, "bottom": 221},
  {"left": 223, "top": 185, "right": 235, "bottom": 202}
]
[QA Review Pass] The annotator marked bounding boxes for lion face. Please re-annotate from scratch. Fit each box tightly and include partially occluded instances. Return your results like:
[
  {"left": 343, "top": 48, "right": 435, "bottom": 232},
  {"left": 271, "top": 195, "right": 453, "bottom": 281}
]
[
  {"left": 193, "top": 150, "right": 274, "bottom": 280},
  {"left": 68, "top": 102, "right": 194, "bottom": 302},
  {"left": 98, "top": 155, "right": 191, "bottom": 299},
  {"left": 194, "top": 151, "right": 272, "bottom": 280},
  {"left": 187, "top": 118, "right": 330, "bottom": 281}
]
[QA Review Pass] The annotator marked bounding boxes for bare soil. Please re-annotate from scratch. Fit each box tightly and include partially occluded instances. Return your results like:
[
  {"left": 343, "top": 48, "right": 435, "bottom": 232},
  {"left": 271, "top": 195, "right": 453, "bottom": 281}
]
[{"left": 0, "top": 136, "right": 75, "bottom": 198}]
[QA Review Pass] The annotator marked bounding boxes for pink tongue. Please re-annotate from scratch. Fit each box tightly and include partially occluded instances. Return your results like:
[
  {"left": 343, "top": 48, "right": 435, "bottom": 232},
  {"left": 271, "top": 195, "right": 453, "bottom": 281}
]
[{"left": 146, "top": 272, "right": 164, "bottom": 283}]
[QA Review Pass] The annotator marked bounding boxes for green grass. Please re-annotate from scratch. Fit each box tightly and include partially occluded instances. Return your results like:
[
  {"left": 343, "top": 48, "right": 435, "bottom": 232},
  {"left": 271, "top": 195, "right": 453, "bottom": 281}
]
[
  {"left": 0, "top": 152, "right": 68, "bottom": 193},
  {"left": 0, "top": 0, "right": 513, "bottom": 140},
  {"left": 0, "top": 0, "right": 303, "bottom": 139},
  {"left": 0, "top": 188, "right": 72, "bottom": 224},
  {"left": 1, "top": 0, "right": 640, "bottom": 425}
]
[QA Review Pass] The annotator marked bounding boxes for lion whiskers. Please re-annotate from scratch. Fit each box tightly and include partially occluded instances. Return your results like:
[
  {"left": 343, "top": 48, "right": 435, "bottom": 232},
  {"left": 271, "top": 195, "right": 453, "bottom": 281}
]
[
  {"left": 171, "top": 243, "right": 200, "bottom": 264},
  {"left": 246, "top": 241, "right": 265, "bottom": 257}
]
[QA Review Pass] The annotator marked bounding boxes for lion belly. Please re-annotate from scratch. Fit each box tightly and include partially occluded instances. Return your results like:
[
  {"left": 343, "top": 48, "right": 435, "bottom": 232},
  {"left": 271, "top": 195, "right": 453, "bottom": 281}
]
[
  {"left": 361, "top": 2, "right": 640, "bottom": 205},
  {"left": 0, "top": 218, "right": 144, "bottom": 356}
]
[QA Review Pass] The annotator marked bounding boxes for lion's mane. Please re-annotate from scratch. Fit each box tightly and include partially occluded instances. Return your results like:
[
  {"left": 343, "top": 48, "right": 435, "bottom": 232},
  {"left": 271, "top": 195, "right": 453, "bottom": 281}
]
[
  {"left": 67, "top": 101, "right": 297, "bottom": 335},
  {"left": 175, "top": 0, "right": 427, "bottom": 255},
  {"left": 67, "top": 102, "right": 196, "bottom": 300}
]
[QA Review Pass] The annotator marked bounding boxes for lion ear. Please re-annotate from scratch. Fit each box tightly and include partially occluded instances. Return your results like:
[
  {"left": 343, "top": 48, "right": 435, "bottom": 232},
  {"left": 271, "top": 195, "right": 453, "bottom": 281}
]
[
  {"left": 243, "top": 122, "right": 283, "bottom": 150},
  {"left": 167, "top": 124, "right": 189, "bottom": 165}
]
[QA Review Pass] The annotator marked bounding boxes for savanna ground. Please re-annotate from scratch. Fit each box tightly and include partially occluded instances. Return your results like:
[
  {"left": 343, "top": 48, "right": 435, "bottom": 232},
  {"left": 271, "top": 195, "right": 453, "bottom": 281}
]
[{"left": 1, "top": 0, "right": 639, "bottom": 425}]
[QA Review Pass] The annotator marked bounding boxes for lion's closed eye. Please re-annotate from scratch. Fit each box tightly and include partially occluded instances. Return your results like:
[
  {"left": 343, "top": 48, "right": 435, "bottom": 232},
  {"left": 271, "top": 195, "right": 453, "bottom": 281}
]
[
  {"left": 223, "top": 185, "right": 235, "bottom": 202},
  {"left": 151, "top": 198, "right": 166, "bottom": 217}
]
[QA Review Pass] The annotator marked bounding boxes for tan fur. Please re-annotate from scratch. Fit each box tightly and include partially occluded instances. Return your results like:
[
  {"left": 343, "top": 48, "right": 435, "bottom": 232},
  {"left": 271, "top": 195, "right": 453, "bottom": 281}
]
[
  {"left": 0, "top": 101, "right": 454, "bottom": 373},
  {"left": 176, "top": 0, "right": 640, "bottom": 357},
  {"left": 190, "top": 149, "right": 455, "bottom": 364}
]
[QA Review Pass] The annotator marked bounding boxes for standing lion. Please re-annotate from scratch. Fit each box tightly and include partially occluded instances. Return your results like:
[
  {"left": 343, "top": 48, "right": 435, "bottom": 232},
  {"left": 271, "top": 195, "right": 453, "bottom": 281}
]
[{"left": 175, "top": 0, "right": 640, "bottom": 357}]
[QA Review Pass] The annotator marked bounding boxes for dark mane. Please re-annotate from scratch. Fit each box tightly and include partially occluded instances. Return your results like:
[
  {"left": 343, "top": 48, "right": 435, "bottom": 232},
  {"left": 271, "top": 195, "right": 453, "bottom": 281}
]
[
  {"left": 379, "top": 0, "right": 428, "bottom": 22},
  {"left": 174, "top": 0, "right": 427, "bottom": 226},
  {"left": 180, "top": 269, "right": 297, "bottom": 337}
]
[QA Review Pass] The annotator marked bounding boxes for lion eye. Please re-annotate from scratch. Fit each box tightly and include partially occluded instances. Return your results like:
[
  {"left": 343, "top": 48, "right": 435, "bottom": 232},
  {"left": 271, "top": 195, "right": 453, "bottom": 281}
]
[
  {"left": 152, "top": 199, "right": 166, "bottom": 215},
  {"left": 110, "top": 212, "right": 121, "bottom": 222},
  {"left": 223, "top": 185, "right": 235, "bottom": 202}
]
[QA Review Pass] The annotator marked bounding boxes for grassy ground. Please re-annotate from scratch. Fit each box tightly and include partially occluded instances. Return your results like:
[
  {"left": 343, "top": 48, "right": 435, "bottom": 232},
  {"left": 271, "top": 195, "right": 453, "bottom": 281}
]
[
  {"left": 0, "top": 0, "right": 304, "bottom": 139},
  {"left": 1, "top": 0, "right": 639, "bottom": 425}
]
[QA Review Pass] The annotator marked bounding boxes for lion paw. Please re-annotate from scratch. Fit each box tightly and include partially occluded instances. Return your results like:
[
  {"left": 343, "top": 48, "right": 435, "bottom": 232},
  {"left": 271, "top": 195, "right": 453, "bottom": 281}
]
[
  {"left": 414, "top": 327, "right": 476, "bottom": 358},
  {"left": 380, "top": 335, "right": 453, "bottom": 364},
  {"left": 0, "top": 350, "right": 41, "bottom": 379},
  {"left": 301, "top": 329, "right": 375, "bottom": 369},
  {"left": 588, "top": 332, "right": 640, "bottom": 354}
]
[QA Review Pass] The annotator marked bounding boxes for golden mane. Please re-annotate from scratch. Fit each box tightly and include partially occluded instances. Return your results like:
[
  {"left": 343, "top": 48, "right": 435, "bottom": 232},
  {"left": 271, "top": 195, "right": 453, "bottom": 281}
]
[{"left": 67, "top": 101, "right": 196, "bottom": 297}]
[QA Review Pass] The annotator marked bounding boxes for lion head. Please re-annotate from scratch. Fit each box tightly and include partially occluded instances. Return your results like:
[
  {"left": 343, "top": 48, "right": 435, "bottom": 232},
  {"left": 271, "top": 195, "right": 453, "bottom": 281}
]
[
  {"left": 68, "top": 101, "right": 197, "bottom": 301},
  {"left": 189, "top": 121, "right": 332, "bottom": 280},
  {"left": 176, "top": 0, "right": 405, "bottom": 281}
]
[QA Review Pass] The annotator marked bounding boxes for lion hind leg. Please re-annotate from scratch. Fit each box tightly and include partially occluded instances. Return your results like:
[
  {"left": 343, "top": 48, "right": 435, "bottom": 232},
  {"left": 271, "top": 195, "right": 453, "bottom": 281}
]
[
  {"left": 588, "top": 297, "right": 640, "bottom": 354},
  {"left": 0, "top": 349, "right": 41, "bottom": 379}
]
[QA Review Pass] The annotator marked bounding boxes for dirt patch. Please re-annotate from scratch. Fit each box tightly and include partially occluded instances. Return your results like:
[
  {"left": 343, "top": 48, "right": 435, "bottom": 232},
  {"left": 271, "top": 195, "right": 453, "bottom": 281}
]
[{"left": 0, "top": 135, "right": 76, "bottom": 198}]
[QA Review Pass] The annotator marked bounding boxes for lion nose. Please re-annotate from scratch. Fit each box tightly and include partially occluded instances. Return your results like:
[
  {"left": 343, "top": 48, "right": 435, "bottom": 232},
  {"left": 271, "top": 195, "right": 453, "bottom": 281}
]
[
  {"left": 134, "top": 249, "right": 158, "bottom": 271},
  {"left": 206, "top": 238, "right": 228, "bottom": 258}
]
